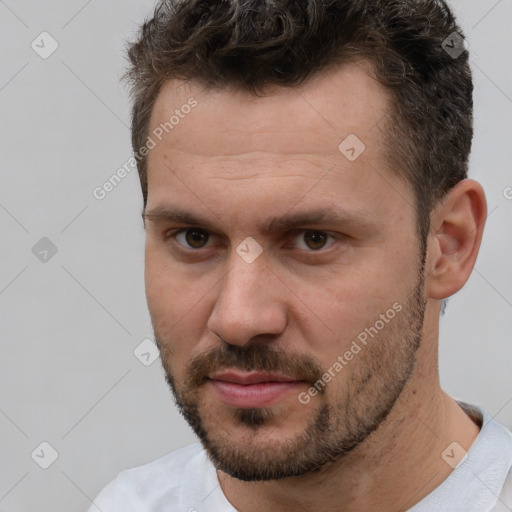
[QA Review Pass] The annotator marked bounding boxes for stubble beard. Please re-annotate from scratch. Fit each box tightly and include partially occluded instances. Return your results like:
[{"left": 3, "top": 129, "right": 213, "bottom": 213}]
[{"left": 154, "top": 263, "right": 427, "bottom": 481}]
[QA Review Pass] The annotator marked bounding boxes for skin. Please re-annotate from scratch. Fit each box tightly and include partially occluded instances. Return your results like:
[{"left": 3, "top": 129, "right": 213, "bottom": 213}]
[{"left": 143, "top": 61, "right": 487, "bottom": 511}]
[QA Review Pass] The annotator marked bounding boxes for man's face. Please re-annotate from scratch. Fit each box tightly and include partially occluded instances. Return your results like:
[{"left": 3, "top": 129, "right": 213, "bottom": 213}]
[{"left": 144, "top": 62, "right": 427, "bottom": 481}]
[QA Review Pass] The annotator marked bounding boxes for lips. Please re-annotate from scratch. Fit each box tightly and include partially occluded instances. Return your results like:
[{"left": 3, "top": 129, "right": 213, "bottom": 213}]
[
  {"left": 207, "top": 371, "right": 305, "bottom": 408},
  {"left": 208, "top": 371, "right": 301, "bottom": 385}
]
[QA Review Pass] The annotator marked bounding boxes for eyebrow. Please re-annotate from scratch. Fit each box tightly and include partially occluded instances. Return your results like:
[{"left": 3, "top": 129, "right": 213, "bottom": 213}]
[{"left": 143, "top": 206, "right": 377, "bottom": 235}]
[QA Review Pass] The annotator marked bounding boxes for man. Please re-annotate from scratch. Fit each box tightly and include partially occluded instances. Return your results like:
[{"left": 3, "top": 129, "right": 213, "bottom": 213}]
[{"left": 89, "top": 0, "right": 512, "bottom": 510}]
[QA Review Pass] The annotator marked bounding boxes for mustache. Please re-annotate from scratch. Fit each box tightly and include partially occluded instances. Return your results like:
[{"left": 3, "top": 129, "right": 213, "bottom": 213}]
[{"left": 183, "top": 341, "right": 325, "bottom": 390}]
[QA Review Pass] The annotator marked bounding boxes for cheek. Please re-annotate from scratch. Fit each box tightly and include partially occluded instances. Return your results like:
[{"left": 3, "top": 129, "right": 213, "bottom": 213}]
[
  {"left": 144, "top": 248, "right": 218, "bottom": 370},
  {"left": 288, "top": 259, "right": 412, "bottom": 369},
  {"left": 144, "top": 252, "right": 189, "bottom": 358},
  {"left": 284, "top": 267, "right": 382, "bottom": 339},
  {"left": 145, "top": 242, "right": 197, "bottom": 319},
  {"left": 145, "top": 251, "right": 175, "bottom": 321}
]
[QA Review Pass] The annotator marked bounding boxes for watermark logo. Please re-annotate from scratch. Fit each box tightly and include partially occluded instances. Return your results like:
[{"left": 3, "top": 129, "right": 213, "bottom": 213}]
[
  {"left": 236, "top": 237, "right": 263, "bottom": 264},
  {"left": 441, "top": 441, "right": 468, "bottom": 469},
  {"left": 338, "top": 134, "right": 366, "bottom": 162},
  {"left": 134, "top": 338, "right": 160, "bottom": 367},
  {"left": 31, "top": 32, "right": 59, "bottom": 59},
  {"left": 32, "top": 237, "right": 58, "bottom": 263},
  {"left": 442, "top": 32, "right": 467, "bottom": 59},
  {"left": 31, "top": 441, "right": 59, "bottom": 469}
]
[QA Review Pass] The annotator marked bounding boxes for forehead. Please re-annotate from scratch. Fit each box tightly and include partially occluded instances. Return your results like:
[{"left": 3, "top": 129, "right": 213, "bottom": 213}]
[
  {"left": 149, "top": 60, "right": 391, "bottom": 160},
  {"left": 145, "top": 61, "right": 414, "bottom": 229}
]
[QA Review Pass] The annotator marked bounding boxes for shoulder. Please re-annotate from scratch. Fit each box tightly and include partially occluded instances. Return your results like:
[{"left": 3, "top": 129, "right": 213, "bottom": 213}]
[{"left": 88, "top": 443, "right": 206, "bottom": 512}]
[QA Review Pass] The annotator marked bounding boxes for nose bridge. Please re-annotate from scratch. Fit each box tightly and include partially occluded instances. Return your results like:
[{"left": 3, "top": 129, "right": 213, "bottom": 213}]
[{"left": 207, "top": 249, "right": 287, "bottom": 344}]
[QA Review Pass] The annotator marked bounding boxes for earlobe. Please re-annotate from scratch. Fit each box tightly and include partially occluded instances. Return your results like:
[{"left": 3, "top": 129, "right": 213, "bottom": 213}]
[{"left": 426, "top": 179, "right": 487, "bottom": 300}]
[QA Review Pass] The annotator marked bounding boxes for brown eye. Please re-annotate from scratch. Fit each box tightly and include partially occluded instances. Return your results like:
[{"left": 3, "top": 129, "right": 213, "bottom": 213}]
[
  {"left": 177, "top": 229, "right": 210, "bottom": 249},
  {"left": 303, "top": 231, "right": 331, "bottom": 250},
  {"left": 303, "top": 231, "right": 328, "bottom": 250}
]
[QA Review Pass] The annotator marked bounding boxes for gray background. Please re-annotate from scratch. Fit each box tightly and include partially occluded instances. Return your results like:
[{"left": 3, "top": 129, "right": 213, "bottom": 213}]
[{"left": 0, "top": 1, "right": 510, "bottom": 511}]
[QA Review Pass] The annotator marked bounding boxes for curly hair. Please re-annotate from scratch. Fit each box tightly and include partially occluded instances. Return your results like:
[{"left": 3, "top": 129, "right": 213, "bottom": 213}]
[{"left": 124, "top": 0, "right": 473, "bottom": 242}]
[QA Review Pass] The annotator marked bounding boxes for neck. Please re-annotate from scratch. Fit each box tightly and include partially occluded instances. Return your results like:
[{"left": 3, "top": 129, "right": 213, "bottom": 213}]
[{"left": 217, "top": 325, "right": 480, "bottom": 512}]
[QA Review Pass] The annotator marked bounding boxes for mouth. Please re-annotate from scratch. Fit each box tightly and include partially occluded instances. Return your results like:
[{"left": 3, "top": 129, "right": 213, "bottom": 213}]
[{"left": 206, "top": 371, "right": 306, "bottom": 408}]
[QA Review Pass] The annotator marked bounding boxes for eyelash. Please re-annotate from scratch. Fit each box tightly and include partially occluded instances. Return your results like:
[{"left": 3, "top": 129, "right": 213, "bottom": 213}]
[{"left": 164, "top": 228, "right": 340, "bottom": 255}]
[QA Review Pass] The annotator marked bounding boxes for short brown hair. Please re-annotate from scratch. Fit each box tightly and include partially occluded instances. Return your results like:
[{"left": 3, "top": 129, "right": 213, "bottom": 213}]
[{"left": 124, "top": 0, "right": 473, "bottom": 242}]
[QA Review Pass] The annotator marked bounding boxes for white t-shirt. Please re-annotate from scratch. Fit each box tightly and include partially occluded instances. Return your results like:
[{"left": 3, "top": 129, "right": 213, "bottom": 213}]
[{"left": 88, "top": 403, "right": 512, "bottom": 512}]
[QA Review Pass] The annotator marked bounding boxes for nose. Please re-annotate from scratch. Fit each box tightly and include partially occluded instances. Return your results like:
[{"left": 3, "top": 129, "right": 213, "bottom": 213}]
[{"left": 206, "top": 253, "right": 288, "bottom": 347}]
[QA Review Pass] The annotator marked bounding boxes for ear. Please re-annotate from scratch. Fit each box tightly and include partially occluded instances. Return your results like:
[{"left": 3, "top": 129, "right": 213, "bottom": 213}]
[{"left": 425, "top": 179, "right": 487, "bottom": 300}]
